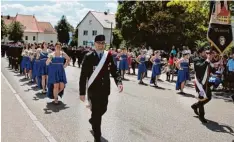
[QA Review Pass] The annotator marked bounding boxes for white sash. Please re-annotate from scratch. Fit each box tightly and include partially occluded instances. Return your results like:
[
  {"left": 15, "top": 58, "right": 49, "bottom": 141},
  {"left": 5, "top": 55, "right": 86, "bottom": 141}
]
[
  {"left": 195, "top": 67, "right": 208, "bottom": 98},
  {"left": 87, "top": 50, "right": 108, "bottom": 88}
]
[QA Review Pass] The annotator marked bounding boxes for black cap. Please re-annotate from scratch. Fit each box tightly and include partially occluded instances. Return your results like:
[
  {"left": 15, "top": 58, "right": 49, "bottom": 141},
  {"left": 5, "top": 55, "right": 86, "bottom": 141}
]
[
  {"left": 95, "top": 35, "right": 105, "bottom": 42},
  {"left": 198, "top": 46, "right": 210, "bottom": 53}
]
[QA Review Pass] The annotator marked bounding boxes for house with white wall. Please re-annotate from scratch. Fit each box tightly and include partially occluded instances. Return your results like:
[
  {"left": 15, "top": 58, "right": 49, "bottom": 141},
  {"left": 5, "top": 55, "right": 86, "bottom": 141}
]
[
  {"left": 2, "top": 14, "right": 57, "bottom": 44},
  {"left": 77, "top": 11, "right": 115, "bottom": 47}
]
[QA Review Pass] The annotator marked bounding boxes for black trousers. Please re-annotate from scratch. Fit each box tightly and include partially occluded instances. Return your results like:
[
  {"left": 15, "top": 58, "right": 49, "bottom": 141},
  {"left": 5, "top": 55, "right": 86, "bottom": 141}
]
[
  {"left": 77, "top": 58, "right": 82, "bottom": 68},
  {"left": 192, "top": 89, "right": 212, "bottom": 117},
  {"left": 89, "top": 94, "right": 109, "bottom": 139},
  {"left": 131, "top": 61, "right": 136, "bottom": 74},
  {"left": 72, "top": 56, "right": 76, "bottom": 66}
]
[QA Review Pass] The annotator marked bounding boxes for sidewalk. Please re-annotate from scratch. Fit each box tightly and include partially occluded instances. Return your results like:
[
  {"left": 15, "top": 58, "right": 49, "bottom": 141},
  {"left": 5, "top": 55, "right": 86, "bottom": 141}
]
[{"left": 1, "top": 76, "right": 48, "bottom": 142}]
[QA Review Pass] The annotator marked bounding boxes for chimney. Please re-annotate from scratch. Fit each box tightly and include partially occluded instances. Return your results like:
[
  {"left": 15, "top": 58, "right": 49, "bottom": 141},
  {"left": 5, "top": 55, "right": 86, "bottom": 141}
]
[
  {"left": 7, "top": 15, "right": 10, "bottom": 19},
  {"left": 107, "top": 9, "right": 110, "bottom": 14},
  {"left": 33, "top": 14, "right": 35, "bottom": 18}
]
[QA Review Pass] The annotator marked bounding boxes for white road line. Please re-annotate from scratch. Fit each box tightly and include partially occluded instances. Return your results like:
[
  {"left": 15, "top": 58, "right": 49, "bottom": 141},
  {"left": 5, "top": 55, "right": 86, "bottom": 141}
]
[{"left": 1, "top": 73, "right": 57, "bottom": 142}]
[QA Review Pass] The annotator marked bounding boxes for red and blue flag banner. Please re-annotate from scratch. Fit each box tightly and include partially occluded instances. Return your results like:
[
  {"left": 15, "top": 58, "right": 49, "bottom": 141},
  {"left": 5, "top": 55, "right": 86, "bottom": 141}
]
[{"left": 207, "top": 0, "right": 233, "bottom": 54}]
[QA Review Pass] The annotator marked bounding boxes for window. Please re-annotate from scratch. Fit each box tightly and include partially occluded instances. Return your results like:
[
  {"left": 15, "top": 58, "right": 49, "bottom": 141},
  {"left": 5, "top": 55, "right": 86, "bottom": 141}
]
[
  {"left": 83, "top": 41, "right": 88, "bottom": 46},
  {"left": 89, "top": 20, "right": 92, "bottom": 25},
  {"left": 33, "top": 36, "right": 36, "bottom": 41},
  {"left": 92, "top": 30, "right": 97, "bottom": 36},
  {"left": 83, "top": 30, "right": 88, "bottom": 36},
  {"left": 25, "top": 36, "right": 28, "bottom": 40}
]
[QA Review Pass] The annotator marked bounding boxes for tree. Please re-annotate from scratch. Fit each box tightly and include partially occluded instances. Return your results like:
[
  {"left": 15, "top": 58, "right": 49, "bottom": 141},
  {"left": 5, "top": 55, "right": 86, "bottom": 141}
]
[
  {"left": 112, "top": 29, "right": 123, "bottom": 48},
  {"left": 1, "top": 19, "right": 8, "bottom": 40},
  {"left": 116, "top": 1, "right": 209, "bottom": 51},
  {"left": 8, "top": 21, "right": 24, "bottom": 42},
  {"left": 55, "top": 15, "right": 72, "bottom": 44},
  {"left": 70, "top": 26, "right": 78, "bottom": 47}
]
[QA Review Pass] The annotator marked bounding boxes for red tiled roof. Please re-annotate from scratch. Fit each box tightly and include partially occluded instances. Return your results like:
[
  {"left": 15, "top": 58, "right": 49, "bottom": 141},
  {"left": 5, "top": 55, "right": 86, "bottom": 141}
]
[
  {"left": 2, "top": 16, "right": 14, "bottom": 26},
  {"left": 1, "top": 14, "right": 56, "bottom": 34},
  {"left": 15, "top": 14, "right": 40, "bottom": 32},
  {"left": 38, "top": 22, "right": 57, "bottom": 34}
]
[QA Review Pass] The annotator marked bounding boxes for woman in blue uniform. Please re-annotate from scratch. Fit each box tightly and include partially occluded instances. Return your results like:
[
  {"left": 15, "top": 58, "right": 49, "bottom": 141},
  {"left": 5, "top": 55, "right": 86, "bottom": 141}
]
[
  {"left": 29, "top": 44, "right": 37, "bottom": 83},
  {"left": 150, "top": 51, "right": 161, "bottom": 87},
  {"left": 21, "top": 44, "right": 31, "bottom": 79},
  {"left": 39, "top": 42, "right": 52, "bottom": 94},
  {"left": 33, "top": 46, "right": 42, "bottom": 88},
  {"left": 46, "top": 42, "right": 70, "bottom": 105},
  {"left": 118, "top": 48, "right": 129, "bottom": 79},
  {"left": 175, "top": 51, "right": 190, "bottom": 94},
  {"left": 136, "top": 50, "right": 147, "bottom": 84},
  {"left": 111, "top": 48, "right": 118, "bottom": 66}
]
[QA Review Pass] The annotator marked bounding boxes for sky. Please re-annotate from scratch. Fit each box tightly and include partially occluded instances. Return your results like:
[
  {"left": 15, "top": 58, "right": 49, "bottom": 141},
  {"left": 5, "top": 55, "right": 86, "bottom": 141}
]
[{"left": 1, "top": 0, "right": 118, "bottom": 28}]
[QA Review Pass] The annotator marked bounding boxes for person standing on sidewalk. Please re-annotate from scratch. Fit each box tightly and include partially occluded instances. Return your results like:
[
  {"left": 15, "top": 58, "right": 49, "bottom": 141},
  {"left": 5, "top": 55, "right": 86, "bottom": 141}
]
[
  {"left": 191, "top": 47, "right": 215, "bottom": 123},
  {"left": 79, "top": 35, "right": 123, "bottom": 142}
]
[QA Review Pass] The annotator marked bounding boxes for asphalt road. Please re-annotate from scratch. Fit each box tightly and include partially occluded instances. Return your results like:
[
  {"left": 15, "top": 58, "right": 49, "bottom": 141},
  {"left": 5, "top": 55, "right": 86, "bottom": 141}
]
[{"left": 1, "top": 58, "right": 234, "bottom": 142}]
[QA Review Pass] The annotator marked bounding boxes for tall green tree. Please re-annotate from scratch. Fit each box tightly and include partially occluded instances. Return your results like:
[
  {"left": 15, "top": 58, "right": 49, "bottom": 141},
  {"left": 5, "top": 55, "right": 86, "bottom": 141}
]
[
  {"left": 1, "top": 19, "right": 8, "bottom": 40},
  {"left": 55, "top": 15, "right": 72, "bottom": 44},
  {"left": 112, "top": 29, "right": 123, "bottom": 48},
  {"left": 116, "top": 1, "right": 209, "bottom": 51},
  {"left": 8, "top": 21, "right": 24, "bottom": 42},
  {"left": 70, "top": 26, "right": 78, "bottom": 47}
]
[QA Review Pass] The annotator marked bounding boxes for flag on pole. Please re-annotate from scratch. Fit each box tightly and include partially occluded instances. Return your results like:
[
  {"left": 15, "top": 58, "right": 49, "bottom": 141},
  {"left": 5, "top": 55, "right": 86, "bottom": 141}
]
[{"left": 207, "top": 0, "right": 233, "bottom": 54}]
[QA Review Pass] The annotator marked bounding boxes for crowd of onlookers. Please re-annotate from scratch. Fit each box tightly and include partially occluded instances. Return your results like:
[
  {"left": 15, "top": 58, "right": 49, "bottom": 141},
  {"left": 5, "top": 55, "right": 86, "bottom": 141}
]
[{"left": 1, "top": 42, "right": 234, "bottom": 92}]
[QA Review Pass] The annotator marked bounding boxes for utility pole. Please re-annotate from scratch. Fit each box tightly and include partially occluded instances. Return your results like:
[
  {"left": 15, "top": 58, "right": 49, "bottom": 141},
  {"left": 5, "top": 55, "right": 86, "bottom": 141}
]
[{"left": 110, "top": 22, "right": 113, "bottom": 48}]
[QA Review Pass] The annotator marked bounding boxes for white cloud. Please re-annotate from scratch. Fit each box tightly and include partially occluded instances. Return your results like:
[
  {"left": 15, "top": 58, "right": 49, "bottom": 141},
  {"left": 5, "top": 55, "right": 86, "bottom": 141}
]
[
  {"left": 105, "top": 2, "right": 118, "bottom": 13},
  {"left": 1, "top": 1, "right": 119, "bottom": 27},
  {"left": 1, "top": 2, "right": 92, "bottom": 27}
]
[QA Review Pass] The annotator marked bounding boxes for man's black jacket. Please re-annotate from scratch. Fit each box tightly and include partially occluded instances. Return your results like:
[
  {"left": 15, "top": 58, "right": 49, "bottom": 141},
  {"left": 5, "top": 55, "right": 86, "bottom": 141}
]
[{"left": 79, "top": 50, "right": 122, "bottom": 96}]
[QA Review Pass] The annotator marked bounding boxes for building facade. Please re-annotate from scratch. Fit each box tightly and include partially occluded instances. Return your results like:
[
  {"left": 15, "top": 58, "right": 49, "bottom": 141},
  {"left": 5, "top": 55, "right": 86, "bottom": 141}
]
[
  {"left": 77, "top": 11, "right": 115, "bottom": 47},
  {"left": 2, "top": 14, "right": 57, "bottom": 44}
]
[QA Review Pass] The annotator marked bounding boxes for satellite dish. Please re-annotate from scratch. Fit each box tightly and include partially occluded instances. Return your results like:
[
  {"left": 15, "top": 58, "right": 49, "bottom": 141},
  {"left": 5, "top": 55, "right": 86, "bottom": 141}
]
[{"left": 104, "top": 11, "right": 108, "bottom": 15}]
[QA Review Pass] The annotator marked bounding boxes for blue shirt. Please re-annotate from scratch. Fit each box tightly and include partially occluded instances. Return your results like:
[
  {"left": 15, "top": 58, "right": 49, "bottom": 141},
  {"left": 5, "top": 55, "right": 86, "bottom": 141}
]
[
  {"left": 170, "top": 49, "right": 176, "bottom": 56},
  {"left": 227, "top": 59, "right": 234, "bottom": 71}
]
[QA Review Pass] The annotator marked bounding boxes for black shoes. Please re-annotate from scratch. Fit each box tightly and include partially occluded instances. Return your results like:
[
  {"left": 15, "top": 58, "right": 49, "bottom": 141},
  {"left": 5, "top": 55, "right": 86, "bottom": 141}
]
[
  {"left": 231, "top": 95, "right": 234, "bottom": 102},
  {"left": 191, "top": 105, "right": 199, "bottom": 115},
  {"left": 89, "top": 118, "right": 92, "bottom": 125}
]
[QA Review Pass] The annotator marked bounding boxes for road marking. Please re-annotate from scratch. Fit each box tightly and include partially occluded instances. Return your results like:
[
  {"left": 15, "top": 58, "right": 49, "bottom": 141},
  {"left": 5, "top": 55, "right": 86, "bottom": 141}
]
[{"left": 1, "top": 73, "right": 57, "bottom": 142}]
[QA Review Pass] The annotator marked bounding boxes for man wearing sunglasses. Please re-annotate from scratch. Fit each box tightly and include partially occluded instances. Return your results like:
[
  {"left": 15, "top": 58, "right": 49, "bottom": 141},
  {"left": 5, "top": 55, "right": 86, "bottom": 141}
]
[
  {"left": 191, "top": 46, "right": 215, "bottom": 123},
  {"left": 79, "top": 35, "right": 123, "bottom": 142}
]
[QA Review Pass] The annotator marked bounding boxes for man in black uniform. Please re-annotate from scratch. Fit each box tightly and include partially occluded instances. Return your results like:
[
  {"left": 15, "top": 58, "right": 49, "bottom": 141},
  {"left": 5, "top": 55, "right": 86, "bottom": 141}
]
[
  {"left": 79, "top": 35, "right": 123, "bottom": 142},
  {"left": 71, "top": 47, "right": 77, "bottom": 66},
  {"left": 76, "top": 47, "right": 82, "bottom": 68},
  {"left": 191, "top": 47, "right": 215, "bottom": 123}
]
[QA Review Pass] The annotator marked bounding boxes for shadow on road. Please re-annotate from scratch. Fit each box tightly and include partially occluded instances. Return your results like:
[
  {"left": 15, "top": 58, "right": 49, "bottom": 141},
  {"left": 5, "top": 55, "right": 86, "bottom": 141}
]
[
  {"left": 90, "top": 130, "right": 108, "bottom": 142},
  {"left": 212, "top": 92, "right": 233, "bottom": 103},
  {"left": 177, "top": 92, "right": 195, "bottom": 98},
  {"left": 122, "top": 78, "right": 130, "bottom": 81},
  {"left": 21, "top": 81, "right": 35, "bottom": 87},
  {"left": 203, "top": 119, "right": 234, "bottom": 136},
  {"left": 43, "top": 101, "right": 69, "bottom": 114},
  {"left": 19, "top": 78, "right": 29, "bottom": 82},
  {"left": 34, "top": 92, "right": 47, "bottom": 99},
  {"left": 152, "top": 86, "right": 165, "bottom": 90}
]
